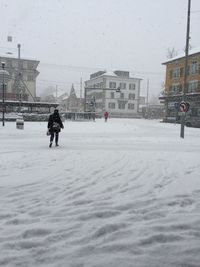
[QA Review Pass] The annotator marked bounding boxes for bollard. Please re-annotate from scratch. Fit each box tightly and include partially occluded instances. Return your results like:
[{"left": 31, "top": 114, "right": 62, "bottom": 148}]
[{"left": 16, "top": 119, "right": 24, "bottom": 130}]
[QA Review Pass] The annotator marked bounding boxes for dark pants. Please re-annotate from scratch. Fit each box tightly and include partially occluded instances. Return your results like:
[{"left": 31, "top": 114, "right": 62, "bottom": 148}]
[{"left": 50, "top": 131, "right": 59, "bottom": 144}]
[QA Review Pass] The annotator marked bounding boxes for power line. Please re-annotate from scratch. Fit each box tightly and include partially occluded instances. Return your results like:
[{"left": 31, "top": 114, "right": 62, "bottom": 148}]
[
  {"left": 37, "top": 79, "right": 80, "bottom": 85},
  {"left": 1, "top": 50, "right": 164, "bottom": 76},
  {"left": 39, "top": 62, "right": 164, "bottom": 76},
  {"left": 191, "top": 10, "right": 200, "bottom": 13},
  {"left": 39, "top": 62, "right": 101, "bottom": 73}
]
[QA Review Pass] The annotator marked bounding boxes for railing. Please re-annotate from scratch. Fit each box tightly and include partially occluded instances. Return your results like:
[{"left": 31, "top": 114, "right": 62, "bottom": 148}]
[
  {"left": 0, "top": 93, "right": 28, "bottom": 101},
  {"left": 63, "top": 112, "right": 96, "bottom": 121}
]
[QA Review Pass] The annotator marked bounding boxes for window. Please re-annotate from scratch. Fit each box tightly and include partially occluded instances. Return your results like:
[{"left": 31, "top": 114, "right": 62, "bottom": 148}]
[
  {"left": 120, "top": 93, "right": 124, "bottom": 99},
  {"left": 111, "top": 92, "right": 114, "bottom": 99},
  {"left": 99, "top": 82, "right": 104, "bottom": 88},
  {"left": 95, "top": 102, "right": 103, "bottom": 109},
  {"left": 190, "top": 61, "right": 198, "bottom": 75},
  {"left": 27, "top": 62, "right": 34, "bottom": 69},
  {"left": 129, "top": 83, "right": 135, "bottom": 90},
  {"left": 95, "top": 92, "right": 103, "bottom": 99},
  {"left": 171, "top": 84, "right": 181, "bottom": 93},
  {"left": 108, "top": 102, "right": 115, "bottom": 109},
  {"left": 118, "top": 102, "right": 126, "bottom": 109},
  {"left": 18, "top": 61, "right": 23, "bottom": 69},
  {"left": 27, "top": 75, "right": 34, "bottom": 81},
  {"left": 129, "top": 93, "right": 135, "bottom": 100},
  {"left": 119, "top": 82, "right": 126, "bottom": 89},
  {"left": 109, "top": 82, "right": 116, "bottom": 89},
  {"left": 188, "top": 80, "right": 198, "bottom": 92},
  {"left": 128, "top": 103, "right": 135, "bottom": 109},
  {"left": 172, "top": 68, "right": 180, "bottom": 78}
]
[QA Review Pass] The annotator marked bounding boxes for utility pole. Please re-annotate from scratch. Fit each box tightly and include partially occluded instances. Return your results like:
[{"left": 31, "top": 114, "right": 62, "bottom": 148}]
[
  {"left": 18, "top": 45, "right": 22, "bottom": 112},
  {"left": 2, "top": 63, "right": 5, "bottom": 126},
  {"left": 1, "top": 62, "right": 10, "bottom": 126},
  {"left": 180, "top": 0, "right": 191, "bottom": 138}
]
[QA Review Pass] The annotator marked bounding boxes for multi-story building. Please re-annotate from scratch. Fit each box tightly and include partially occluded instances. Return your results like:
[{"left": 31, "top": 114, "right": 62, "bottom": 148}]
[
  {"left": 84, "top": 70, "right": 142, "bottom": 118},
  {"left": 160, "top": 47, "right": 200, "bottom": 123},
  {"left": 0, "top": 54, "right": 39, "bottom": 102}
]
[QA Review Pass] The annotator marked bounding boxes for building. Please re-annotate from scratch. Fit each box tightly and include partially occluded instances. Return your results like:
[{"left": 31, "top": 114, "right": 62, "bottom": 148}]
[
  {"left": 84, "top": 70, "right": 142, "bottom": 118},
  {"left": 159, "top": 47, "right": 200, "bottom": 122},
  {"left": 59, "top": 84, "right": 84, "bottom": 112},
  {"left": 0, "top": 53, "right": 39, "bottom": 102}
]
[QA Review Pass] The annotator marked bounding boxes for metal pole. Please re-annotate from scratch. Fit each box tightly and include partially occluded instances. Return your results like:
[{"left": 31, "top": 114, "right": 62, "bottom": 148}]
[
  {"left": 2, "top": 63, "right": 5, "bottom": 126},
  {"left": 84, "top": 87, "right": 87, "bottom": 112},
  {"left": 180, "top": 0, "right": 191, "bottom": 138},
  {"left": 19, "top": 93, "right": 22, "bottom": 112},
  {"left": 146, "top": 79, "right": 149, "bottom": 118},
  {"left": 94, "top": 96, "right": 96, "bottom": 121},
  {"left": 17, "top": 44, "right": 21, "bottom": 59}
]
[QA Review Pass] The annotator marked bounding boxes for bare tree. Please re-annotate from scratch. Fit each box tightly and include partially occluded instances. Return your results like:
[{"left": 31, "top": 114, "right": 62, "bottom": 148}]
[{"left": 166, "top": 47, "right": 178, "bottom": 59}]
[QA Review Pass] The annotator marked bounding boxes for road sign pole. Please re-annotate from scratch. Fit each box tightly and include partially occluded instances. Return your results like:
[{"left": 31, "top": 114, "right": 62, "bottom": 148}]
[{"left": 180, "top": 114, "right": 185, "bottom": 138}]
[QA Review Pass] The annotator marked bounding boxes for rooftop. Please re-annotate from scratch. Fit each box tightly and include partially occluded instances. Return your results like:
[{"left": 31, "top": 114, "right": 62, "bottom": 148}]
[
  {"left": 88, "top": 70, "right": 142, "bottom": 81},
  {"left": 0, "top": 47, "right": 39, "bottom": 62},
  {"left": 162, "top": 47, "right": 200, "bottom": 65}
]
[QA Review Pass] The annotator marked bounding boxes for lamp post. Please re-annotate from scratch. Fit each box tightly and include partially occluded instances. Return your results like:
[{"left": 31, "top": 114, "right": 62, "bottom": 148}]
[{"left": 0, "top": 62, "right": 10, "bottom": 126}]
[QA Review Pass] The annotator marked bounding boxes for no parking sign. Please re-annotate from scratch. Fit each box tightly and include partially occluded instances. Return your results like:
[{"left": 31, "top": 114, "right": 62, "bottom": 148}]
[{"left": 179, "top": 101, "right": 190, "bottom": 112}]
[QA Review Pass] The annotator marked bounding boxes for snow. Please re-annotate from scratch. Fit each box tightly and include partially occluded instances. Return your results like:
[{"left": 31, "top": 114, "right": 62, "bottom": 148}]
[
  {"left": 163, "top": 47, "right": 200, "bottom": 64},
  {"left": 0, "top": 119, "right": 200, "bottom": 267},
  {"left": 0, "top": 47, "right": 38, "bottom": 62},
  {"left": 100, "top": 71, "right": 117, "bottom": 77}
]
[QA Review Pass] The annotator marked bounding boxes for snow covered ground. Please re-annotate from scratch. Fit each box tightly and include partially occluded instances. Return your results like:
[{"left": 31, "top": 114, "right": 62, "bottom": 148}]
[{"left": 0, "top": 119, "right": 200, "bottom": 267}]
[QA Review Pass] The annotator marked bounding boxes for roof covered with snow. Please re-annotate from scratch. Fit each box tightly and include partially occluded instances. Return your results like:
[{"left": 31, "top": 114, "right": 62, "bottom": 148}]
[
  {"left": 162, "top": 47, "right": 200, "bottom": 64},
  {"left": 100, "top": 71, "right": 117, "bottom": 77},
  {"left": 0, "top": 47, "right": 39, "bottom": 62}
]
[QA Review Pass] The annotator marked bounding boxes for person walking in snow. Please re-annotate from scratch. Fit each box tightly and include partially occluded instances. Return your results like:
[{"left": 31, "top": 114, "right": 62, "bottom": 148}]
[
  {"left": 47, "top": 109, "right": 64, "bottom": 147},
  {"left": 104, "top": 111, "right": 109, "bottom": 122}
]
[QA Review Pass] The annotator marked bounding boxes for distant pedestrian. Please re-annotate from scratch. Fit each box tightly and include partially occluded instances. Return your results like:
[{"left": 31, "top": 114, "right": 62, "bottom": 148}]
[
  {"left": 104, "top": 111, "right": 109, "bottom": 122},
  {"left": 47, "top": 109, "right": 64, "bottom": 148}
]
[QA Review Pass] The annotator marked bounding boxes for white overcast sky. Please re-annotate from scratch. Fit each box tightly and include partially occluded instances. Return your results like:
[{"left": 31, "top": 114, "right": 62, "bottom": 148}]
[{"left": 0, "top": 0, "right": 200, "bottom": 98}]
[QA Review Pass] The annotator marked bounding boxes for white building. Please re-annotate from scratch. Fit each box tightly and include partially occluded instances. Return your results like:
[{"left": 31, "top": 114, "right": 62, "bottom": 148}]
[
  {"left": 0, "top": 54, "right": 39, "bottom": 102},
  {"left": 84, "top": 70, "right": 142, "bottom": 118}
]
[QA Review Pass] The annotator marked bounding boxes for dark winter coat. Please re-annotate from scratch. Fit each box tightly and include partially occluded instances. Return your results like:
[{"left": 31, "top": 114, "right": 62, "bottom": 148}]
[{"left": 48, "top": 112, "right": 64, "bottom": 133}]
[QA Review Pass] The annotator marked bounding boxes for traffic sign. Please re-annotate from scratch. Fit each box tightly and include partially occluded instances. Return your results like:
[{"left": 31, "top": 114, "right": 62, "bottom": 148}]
[{"left": 179, "top": 101, "right": 190, "bottom": 112}]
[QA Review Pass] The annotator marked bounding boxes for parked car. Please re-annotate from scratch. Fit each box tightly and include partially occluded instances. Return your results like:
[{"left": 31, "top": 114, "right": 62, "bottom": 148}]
[{"left": 185, "top": 116, "right": 200, "bottom": 128}]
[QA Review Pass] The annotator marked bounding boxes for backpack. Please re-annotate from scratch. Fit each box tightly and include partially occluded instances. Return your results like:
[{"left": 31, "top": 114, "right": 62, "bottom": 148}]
[{"left": 52, "top": 122, "right": 61, "bottom": 131}]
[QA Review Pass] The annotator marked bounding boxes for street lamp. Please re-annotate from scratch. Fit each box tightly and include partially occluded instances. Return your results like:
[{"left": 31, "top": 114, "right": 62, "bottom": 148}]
[{"left": 0, "top": 62, "right": 10, "bottom": 126}]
